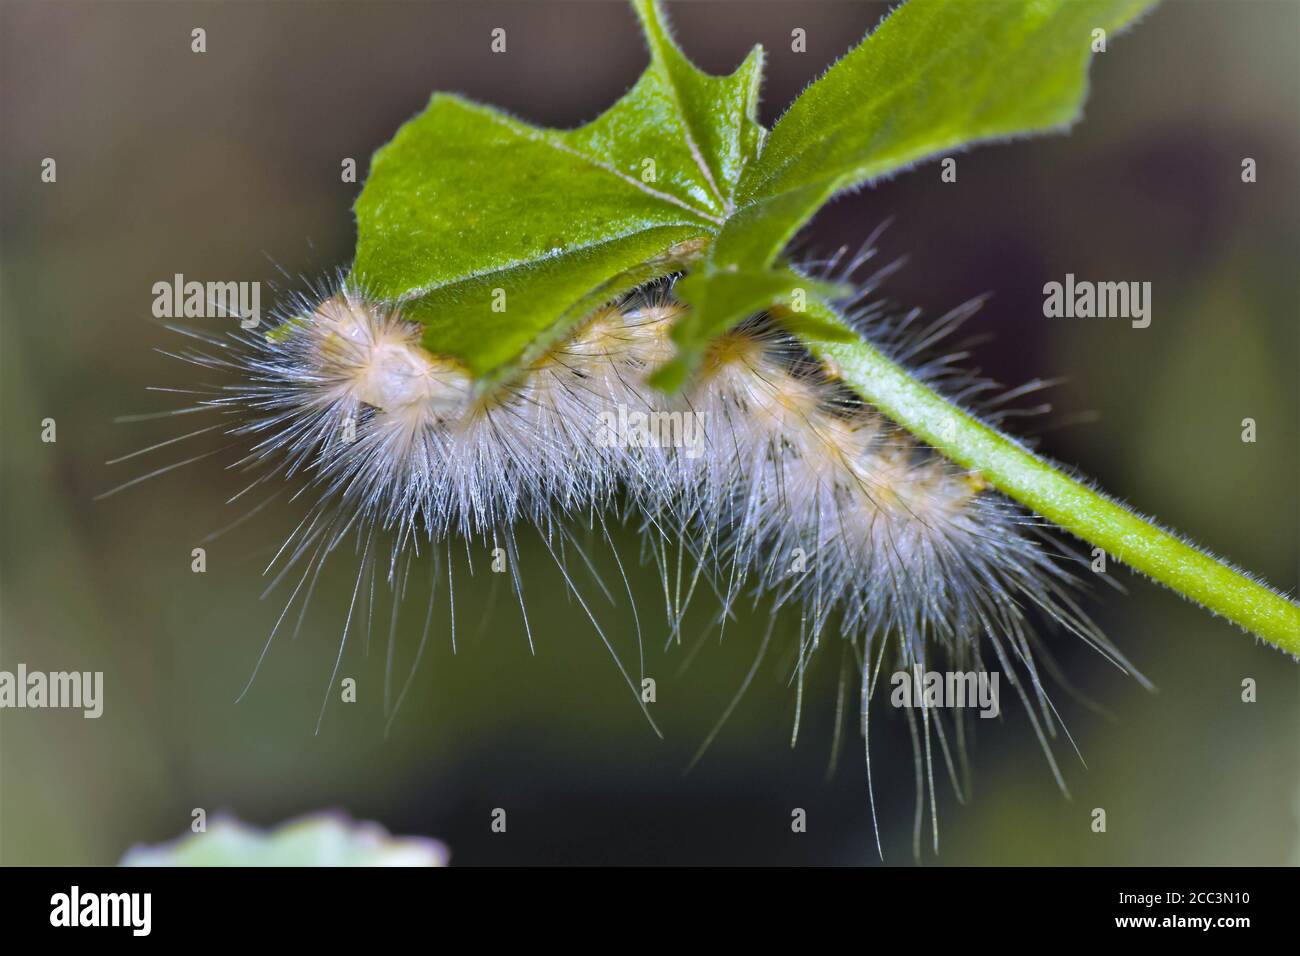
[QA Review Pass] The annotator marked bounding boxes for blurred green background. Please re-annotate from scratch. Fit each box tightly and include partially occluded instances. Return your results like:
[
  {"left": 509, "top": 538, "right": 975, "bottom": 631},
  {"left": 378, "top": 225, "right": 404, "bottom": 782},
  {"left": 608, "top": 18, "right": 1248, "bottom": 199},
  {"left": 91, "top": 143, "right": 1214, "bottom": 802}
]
[{"left": 1, "top": 0, "right": 1296, "bottom": 866}]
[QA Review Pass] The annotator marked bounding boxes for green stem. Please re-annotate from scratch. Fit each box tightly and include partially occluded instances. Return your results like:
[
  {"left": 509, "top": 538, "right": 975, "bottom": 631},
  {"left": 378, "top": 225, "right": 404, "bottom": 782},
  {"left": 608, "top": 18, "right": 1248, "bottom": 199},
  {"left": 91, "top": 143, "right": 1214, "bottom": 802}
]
[{"left": 798, "top": 301, "right": 1300, "bottom": 656}]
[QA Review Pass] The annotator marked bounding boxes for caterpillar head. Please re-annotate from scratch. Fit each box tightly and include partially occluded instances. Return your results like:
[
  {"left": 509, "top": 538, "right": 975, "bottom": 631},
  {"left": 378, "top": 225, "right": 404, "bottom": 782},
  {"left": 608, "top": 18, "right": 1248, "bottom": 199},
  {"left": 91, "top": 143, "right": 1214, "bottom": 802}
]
[{"left": 306, "top": 292, "right": 472, "bottom": 419}]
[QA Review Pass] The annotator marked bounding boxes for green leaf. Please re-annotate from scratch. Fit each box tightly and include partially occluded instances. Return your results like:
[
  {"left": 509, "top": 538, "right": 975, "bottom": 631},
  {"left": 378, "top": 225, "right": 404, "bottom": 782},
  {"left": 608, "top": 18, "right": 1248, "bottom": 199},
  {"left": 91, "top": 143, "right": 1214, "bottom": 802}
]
[
  {"left": 649, "top": 265, "right": 848, "bottom": 390},
  {"left": 630, "top": 0, "right": 767, "bottom": 209},
  {"left": 730, "top": 0, "right": 1158, "bottom": 268},
  {"left": 352, "top": 0, "right": 1159, "bottom": 382},
  {"left": 351, "top": 0, "right": 765, "bottom": 380},
  {"left": 743, "top": 0, "right": 1158, "bottom": 200},
  {"left": 708, "top": 181, "right": 837, "bottom": 270},
  {"left": 659, "top": 0, "right": 1158, "bottom": 377}
]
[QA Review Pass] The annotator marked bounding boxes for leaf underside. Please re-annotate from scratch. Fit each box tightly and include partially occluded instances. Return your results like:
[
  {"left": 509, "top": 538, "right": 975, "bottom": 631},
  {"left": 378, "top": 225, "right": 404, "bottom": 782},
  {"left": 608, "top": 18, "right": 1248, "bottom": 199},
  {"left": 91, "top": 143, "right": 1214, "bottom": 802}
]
[{"left": 352, "top": 0, "right": 1155, "bottom": 383}]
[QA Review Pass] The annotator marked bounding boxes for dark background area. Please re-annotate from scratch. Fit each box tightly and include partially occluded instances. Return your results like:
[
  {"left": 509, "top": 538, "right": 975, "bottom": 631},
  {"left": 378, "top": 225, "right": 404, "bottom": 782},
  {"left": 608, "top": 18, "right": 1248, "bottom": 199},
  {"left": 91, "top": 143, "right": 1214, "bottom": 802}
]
[{"left": 1, "top": 0, "right": 1297, "bottom": 865}]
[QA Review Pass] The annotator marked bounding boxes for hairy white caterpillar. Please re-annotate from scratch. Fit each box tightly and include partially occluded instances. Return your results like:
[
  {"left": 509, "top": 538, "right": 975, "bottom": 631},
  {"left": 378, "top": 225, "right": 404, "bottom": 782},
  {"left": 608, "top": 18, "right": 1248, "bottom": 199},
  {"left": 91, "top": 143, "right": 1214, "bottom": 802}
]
[{"left": 109, "top": 242, "right": 1148, "bottom": 857}]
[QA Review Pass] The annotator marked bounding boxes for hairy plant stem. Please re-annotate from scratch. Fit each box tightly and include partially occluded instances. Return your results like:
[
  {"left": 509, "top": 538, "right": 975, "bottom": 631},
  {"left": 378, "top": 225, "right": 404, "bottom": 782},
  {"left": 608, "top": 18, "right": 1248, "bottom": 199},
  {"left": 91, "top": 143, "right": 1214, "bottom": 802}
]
[{"left": 798, "top": 299, "right": 1300, "bottom": 656}]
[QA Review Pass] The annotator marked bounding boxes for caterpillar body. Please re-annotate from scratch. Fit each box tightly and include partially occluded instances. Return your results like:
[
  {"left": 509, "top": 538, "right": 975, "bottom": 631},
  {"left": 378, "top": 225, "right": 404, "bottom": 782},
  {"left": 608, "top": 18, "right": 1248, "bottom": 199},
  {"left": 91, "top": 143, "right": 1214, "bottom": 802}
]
[{"left": 120, "top": 246, "right": 1145, "bottom": 857}]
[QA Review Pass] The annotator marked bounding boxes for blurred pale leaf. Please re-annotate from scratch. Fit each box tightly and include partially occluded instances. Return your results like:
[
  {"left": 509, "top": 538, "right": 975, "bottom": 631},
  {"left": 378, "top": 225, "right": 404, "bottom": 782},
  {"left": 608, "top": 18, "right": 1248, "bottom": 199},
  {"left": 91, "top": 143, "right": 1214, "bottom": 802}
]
[{"left": 119, "top": 814, "right": 449, "bottom": 867}]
